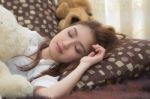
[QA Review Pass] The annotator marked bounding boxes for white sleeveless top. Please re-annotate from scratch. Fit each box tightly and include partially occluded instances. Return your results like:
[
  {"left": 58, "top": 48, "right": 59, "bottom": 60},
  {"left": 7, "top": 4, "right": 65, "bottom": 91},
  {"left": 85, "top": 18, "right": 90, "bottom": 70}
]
[{"left": 6, "top": 30, "right": 59, "bottom": 88}]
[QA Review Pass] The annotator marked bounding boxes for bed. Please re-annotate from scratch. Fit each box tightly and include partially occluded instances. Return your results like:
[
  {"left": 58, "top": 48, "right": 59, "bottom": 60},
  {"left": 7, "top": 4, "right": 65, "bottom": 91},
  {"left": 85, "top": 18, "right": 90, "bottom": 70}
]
[{"left": 0, "top": 0, "right": 150, "bottom": 98}]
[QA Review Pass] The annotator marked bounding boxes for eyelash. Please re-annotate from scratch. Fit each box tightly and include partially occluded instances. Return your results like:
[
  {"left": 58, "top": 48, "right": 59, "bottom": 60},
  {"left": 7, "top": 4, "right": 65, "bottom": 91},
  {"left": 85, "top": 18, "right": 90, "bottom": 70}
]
[
  {"left": 75, "top": 46, "right": 81, "bottom": 54},
  {"left": 68, "top": 31, "right": 73, "bottom": 38},
  {"left": 68, "top": 30, "right": 81, "bottom": 54}
]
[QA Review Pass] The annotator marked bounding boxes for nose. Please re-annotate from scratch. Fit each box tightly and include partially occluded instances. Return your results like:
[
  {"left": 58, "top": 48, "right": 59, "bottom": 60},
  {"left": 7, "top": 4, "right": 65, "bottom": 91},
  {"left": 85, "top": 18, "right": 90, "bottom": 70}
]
[{"left": 62, "top": 39, "right": 76, "bottom": 50}]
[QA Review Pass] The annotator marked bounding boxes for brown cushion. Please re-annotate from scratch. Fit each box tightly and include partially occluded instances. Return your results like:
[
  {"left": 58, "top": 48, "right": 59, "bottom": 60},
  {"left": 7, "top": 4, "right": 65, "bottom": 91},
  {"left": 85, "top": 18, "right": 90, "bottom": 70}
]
[
  {"left": 60, "top": 39, "right": 150, "bottom": 90},
  {"left": 0, "top": 0, "right": 58, "bottom": 38},
  {"left": 74, "top": 39, "right": 150, "bottom": 90}
]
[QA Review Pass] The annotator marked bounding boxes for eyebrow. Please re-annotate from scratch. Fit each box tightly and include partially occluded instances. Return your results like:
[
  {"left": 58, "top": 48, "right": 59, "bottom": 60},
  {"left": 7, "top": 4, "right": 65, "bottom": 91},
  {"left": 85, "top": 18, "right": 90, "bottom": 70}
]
[{"left": 74, "top": 27, "right": 86, "bottom": 54}]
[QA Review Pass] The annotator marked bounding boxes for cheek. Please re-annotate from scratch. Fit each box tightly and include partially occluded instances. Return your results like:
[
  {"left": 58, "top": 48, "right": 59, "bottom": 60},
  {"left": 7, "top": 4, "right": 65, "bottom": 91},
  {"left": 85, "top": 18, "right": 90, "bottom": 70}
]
[
  {"left": 62, "top": 51, "right": 81, "bottom": 62},
  {"left": 49, "top": 40, "right": 57, "bottom": 53}
]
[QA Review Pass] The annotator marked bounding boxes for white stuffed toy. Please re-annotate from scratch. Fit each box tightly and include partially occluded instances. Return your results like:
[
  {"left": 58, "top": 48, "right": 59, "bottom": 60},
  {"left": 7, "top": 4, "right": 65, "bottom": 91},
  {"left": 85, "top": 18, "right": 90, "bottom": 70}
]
[
  {"left": 0, "top": 62, "right": 33, "bottom": 98},
  {"left": 0, "top": 5, "right": 34, "bottom": 98}
]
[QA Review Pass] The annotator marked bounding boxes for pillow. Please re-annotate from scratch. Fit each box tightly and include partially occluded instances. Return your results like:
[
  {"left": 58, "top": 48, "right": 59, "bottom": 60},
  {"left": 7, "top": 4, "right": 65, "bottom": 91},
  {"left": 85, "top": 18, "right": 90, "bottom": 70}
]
[
  {"left": 60, "top": 39, "right": 150, "bottom": 90},
  {"left": 0, "top": 0, "right": 58, "bottom": 38}
]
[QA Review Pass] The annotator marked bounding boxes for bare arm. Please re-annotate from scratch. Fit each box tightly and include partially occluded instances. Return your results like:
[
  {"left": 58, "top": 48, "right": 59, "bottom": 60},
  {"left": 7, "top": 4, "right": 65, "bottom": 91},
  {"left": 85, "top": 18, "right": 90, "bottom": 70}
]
[
  {"left": 34, "top": 44, "right": 105, "bottom": 99},
  {"left": 34, "top": 63, "right": 90, "bottom": 98}
]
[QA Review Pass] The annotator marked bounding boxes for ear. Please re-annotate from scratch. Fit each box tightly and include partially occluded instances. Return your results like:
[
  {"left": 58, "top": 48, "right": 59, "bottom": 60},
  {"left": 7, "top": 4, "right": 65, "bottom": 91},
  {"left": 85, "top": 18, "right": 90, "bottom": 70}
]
[{"left": 56, "top": 2, "right": 70, "bottom": 19}]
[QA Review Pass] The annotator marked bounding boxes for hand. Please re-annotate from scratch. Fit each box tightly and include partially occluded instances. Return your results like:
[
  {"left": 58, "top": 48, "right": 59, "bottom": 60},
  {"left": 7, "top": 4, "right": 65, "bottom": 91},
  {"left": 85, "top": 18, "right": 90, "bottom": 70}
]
[{"left": 80, "top": 44, "right": 106, "bottom": 69}]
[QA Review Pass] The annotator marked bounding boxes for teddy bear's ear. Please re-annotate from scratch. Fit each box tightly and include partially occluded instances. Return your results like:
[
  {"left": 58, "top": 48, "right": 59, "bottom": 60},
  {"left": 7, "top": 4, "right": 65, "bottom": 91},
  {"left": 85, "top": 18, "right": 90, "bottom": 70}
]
[{"left": 56, "top": 2, "right": 70, "bottom": 19}]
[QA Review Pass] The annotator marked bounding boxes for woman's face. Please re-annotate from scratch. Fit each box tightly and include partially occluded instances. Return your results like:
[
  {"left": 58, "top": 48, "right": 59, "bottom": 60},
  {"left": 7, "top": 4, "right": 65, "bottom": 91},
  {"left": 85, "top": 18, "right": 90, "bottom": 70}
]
[{"left": 48, "top": 24, "right": 96, "bottom": 63}]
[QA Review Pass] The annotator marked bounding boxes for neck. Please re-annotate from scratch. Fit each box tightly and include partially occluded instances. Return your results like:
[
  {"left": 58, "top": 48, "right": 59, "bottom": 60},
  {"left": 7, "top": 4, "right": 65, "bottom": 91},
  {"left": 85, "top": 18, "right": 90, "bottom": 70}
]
[{"left": 41, "top": 47, "right": 54, "bottom": 60}]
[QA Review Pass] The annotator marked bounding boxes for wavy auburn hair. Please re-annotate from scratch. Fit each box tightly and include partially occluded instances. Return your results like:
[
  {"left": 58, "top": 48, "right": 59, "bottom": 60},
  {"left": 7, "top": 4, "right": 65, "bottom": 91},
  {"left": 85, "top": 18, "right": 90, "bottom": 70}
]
[{"left": 18, "top": 21, "right": 125, "bottom": 81}]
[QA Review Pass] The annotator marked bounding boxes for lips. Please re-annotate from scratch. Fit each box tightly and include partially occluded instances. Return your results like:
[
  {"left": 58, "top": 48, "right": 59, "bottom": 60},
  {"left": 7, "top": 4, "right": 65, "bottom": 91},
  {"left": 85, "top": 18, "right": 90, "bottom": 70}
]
[{"left": 56, "top": 42, "right": 63, "bottom": 53}]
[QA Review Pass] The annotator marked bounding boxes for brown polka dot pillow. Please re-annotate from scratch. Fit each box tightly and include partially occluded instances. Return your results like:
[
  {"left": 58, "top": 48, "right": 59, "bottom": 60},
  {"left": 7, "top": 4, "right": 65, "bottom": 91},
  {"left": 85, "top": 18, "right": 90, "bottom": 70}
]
[
  {"left": 61, "top": 39, "right": 150, "bottom": 90},
  {"left": 0, "top": 0, "right": 58, "bottom": 38}
]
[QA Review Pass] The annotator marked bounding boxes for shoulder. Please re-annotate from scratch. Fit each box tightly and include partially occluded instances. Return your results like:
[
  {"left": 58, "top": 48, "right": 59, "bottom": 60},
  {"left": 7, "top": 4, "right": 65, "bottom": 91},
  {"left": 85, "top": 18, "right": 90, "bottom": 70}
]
[
  {"left": 27, "top": 30, "right": 46, "bottom": 45},
  {"left": 27, "top": 59, "right": 58, "bottom": 77},
  {"left": 24, "top": 31, "right": 46, "bottom": 55},
  {"left": 7, "top": 56, "right": 32, "bottom": 67},
  {"left": 31, "top": 75, "right": 59, "bottom": 88}
]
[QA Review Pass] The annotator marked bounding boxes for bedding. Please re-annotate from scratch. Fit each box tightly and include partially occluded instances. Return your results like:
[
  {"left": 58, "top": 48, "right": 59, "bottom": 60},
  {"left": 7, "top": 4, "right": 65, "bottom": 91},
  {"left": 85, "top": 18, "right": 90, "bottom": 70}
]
[
  {"left": 0, "top": 0, "right": 58, "bottom": 38},
  {"left": 60, "top": 39, "right": 150, "bottom": 90},
  {"left": 1, "top": 0, "right": 150, "bottom": 97},
  {"left": 59, "top": 72, "right": 150, "bottom": 99}
]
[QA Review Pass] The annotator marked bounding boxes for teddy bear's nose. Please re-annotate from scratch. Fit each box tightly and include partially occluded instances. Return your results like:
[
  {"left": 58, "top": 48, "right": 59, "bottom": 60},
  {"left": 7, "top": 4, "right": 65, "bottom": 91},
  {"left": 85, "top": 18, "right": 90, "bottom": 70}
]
[{"left": 71, "top": 16, "right": 80, "bottom": 24}]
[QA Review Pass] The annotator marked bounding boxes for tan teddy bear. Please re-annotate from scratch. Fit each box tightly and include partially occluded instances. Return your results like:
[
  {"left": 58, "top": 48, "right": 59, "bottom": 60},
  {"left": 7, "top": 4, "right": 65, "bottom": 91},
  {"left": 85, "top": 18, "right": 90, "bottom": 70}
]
[{"left": 56, "top": 0, "right": 93, "bottom": 30}]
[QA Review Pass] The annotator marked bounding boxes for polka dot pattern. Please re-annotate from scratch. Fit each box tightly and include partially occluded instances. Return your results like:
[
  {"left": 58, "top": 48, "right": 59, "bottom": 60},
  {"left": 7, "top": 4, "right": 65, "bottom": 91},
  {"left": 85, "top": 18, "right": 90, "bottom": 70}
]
[
  {"left": 0, "top": 0, "right": 58, "bottom": 39},
  {"left": 61, "top": 39, "right": 150, "bottom": 90}
]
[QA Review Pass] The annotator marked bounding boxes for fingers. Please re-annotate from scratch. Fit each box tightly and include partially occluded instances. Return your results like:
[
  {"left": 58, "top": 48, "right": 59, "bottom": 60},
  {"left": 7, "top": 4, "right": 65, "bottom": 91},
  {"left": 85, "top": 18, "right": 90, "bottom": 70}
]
[
  {"left": 88, "top": 51, "right": 95, "bottom": 57},
  {"left": 92, "top": 44, "right": 100, "bottom": 49},
  {"left": 92, "top": 44, "right": 105, "bottom": 54},
  {"left": 91, "top": 44, "right": 106, "bottom": 59}
]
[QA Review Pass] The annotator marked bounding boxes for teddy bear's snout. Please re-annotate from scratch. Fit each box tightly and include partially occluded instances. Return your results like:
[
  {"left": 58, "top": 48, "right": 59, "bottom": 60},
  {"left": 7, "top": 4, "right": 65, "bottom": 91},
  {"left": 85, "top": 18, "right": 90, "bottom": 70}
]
[{"left": 71, "top": 16, "right": 80, "bottom": 24}]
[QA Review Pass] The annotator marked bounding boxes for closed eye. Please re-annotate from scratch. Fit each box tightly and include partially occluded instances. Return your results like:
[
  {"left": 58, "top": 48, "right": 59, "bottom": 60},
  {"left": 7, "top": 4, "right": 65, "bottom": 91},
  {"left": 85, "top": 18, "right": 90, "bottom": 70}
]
[
  {"left": 68, "top": 31, "right": 73, "bottom": 38},
  {"left": 68, "top": 27, "right": 86, "bottom": 54},
  {"left": 68, "top": 28, "right": 77, "bottom": 38},
  {"left": 75, "top": 45, "right": 82, "bottom": 54}
]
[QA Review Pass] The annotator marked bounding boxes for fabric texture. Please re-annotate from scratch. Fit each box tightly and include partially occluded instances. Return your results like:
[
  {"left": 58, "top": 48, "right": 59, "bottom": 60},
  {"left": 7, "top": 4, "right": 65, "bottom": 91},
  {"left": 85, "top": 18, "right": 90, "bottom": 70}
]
[
  {"left": 60, "top": 39, "right": 150, "bottom": 90},
  {"left": 1, "top": 0, "right": 150, "bottom": 91},
  {"left": 6, "top": 30, "right": 59, "bottom": 88},
  {"left": 31, "top": 75, "right": 59, "bottom": 88},
  {"left": 75, "top": 39, "right": 150, "bottom": 90},
  {"left": 89, "top": 0, "right": 150, "bottom": 40},
  {"left": 59, "top": 72, "right": 150, "bottom": 99},
  {"left": 0, "top": 0, "right": 58, "bottom": 38},
  {"left": 0, "top": 0, "right": 60, "bottom": 89}
]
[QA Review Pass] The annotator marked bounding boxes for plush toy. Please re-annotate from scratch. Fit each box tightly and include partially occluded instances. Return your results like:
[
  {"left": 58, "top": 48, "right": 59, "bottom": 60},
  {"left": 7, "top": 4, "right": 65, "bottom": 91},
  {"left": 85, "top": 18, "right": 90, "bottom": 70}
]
[
  {"left": 0, "top": 62, "right": 33, "bottom": 98},
  {"left": 56, "top": 0, "right": 93, "bottom": 30},
  {"left": 0, "top": 5, "right": 33, "bottom": 98}
]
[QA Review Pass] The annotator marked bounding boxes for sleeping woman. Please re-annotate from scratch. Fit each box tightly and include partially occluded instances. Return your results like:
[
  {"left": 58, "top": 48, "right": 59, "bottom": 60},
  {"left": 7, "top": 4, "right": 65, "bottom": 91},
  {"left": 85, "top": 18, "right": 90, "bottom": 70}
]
[{"left": 6, "top": 21, "right": 124, "bottom": 98}]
